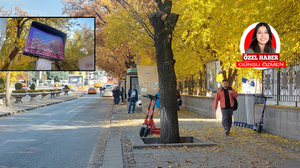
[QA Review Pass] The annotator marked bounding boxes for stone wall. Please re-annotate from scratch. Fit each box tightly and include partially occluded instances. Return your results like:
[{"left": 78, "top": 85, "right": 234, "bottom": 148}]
[
  {"left": 255, "top": 105, "right": 300, "bottom": 141},
  {"left": 181, "top": 95, "right": 300, "bottom": 141},
  {"left": 181, "top": 95, "right": 216, "bottom": 118}
]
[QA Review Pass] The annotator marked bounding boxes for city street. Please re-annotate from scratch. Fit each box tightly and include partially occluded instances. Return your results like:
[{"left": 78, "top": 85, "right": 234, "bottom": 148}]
[{"left": 0, "top": 93, "right": 111, "bottom": 168}]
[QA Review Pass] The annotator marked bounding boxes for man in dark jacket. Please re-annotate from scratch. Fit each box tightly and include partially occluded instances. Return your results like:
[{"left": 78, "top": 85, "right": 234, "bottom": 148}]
[
  {"left": 112, "top": 86, "right": 120, "bottom": 105},
  {"left": 128, "top": 84, "right": 138, "bottom": 113}
]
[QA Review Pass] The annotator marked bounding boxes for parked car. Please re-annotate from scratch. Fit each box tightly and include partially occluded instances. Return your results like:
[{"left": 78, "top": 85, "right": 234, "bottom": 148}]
[
  {"left": 103, "top": 87, "right": 113, "bottom": 97},
  {"left": 88, "top": 87, "right": 97, "bottom": 94},
  {"left": 105, "top": 84, "right": 113, "bottom": 89}
]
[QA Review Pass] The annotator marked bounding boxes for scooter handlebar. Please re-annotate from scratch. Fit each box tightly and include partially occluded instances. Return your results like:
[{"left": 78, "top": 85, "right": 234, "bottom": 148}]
[
  {"left": 142, "top": 94, "right": 159, "bottom": 100},
  {"left": 262, "top": 96, "right": 273, "bottom": 99}
]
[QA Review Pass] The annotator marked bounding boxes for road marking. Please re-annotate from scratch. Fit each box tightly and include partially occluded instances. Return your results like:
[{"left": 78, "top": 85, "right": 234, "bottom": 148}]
[
  {"left": 0, "top": 140, "right": 10, "bottom": 147},
  {"left": 66, "top": 102, "right": 89, "bottom": 114},
  {"left": 42, "top": 120, "right": 54, "bottom": 125},
  {"left": 87, "top": 131, "right": 103, "bottom": 168},
  {"left": 0, "top": 139, "right": 38, "bottom": 147}
]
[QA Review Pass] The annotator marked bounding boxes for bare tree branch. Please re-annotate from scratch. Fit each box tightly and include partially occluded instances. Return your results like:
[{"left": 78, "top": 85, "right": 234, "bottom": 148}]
[
  {"left": 118, "top": 0, "right": 155, "bottom": 39},
  {"left": 103, "top": 6, "right": 111, "bottom": 13},
  {"left": 95, "top": 11, "right": 106, "bottom": 24}
]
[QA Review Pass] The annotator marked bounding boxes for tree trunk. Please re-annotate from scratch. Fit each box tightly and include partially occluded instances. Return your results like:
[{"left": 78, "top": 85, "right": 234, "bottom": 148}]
[
  {"left": 199, "top": 72, "right": 203, "bottom": 95},
  {"left": 6, "top": 71, "right": 11, "bottom": 107},
  {"left": 150, "top": 0, "right": 180, "bottom": 143},
  {"left": 1, "top": 47, "right": 19, "bottom": 70},
  {"left": 1, "top": 18, "right": 30, "bottom": 70},
  {"left": 191, "top": 75, "right": 195, "bottom": 95},
  {"left": 188, "top": 77, "right": 190, "bottom": 95},
  {"left": 178, "top": 81, "right": 183, "bottom": 94},
  {"left": 222, "top": 68, "right": 237, "bottom": 87}
]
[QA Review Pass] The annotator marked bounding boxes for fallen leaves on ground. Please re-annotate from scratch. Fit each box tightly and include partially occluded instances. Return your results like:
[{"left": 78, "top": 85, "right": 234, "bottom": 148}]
[{"left": 117, "top": 106, "right": 300, "bottom": 167}]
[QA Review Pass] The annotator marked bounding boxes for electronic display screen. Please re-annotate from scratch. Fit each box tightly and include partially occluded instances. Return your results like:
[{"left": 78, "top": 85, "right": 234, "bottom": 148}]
[{"left": 23, "top": 21, "right": 67, "bottom": 61}]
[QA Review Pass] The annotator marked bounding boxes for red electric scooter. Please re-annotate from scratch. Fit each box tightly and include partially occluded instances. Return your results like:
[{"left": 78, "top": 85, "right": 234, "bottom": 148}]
[{"left": 139, "top": 94, "right": 160, "bottom": 137}]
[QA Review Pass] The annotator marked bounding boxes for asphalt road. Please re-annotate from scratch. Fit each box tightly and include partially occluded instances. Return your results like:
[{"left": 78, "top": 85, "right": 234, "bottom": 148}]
[{"left": 0, "top": 92, "right": 112, "bottom": 168}]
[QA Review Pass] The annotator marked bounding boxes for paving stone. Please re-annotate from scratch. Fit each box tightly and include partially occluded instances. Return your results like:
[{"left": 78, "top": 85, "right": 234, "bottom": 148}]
[{"left": 118, "top": 103, "right": 300, "bottom": 168}]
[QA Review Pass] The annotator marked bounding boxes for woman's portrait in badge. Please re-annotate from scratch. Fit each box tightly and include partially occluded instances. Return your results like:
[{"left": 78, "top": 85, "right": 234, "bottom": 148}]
[{"left": 245, "top": 22, "right": 276, "bottom": 53}]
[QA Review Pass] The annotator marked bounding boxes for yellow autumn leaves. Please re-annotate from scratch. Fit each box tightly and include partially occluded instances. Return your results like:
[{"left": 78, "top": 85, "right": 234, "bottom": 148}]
[{"left": 61, "top": 0, "right": 300, "bottom": 84}]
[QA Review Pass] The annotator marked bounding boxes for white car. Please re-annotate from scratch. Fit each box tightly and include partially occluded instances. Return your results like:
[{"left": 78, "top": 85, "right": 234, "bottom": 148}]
[
  {"left": 103, "top": 88, "right": 113, "bottom": 97},
  {"left": 105, "top": 84, "right": 113, "bottom": 89}
]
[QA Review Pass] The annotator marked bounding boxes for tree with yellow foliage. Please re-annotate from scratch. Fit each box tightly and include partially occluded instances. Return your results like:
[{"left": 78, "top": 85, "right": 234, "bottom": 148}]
[
  {"left": 0, "top": 71, "right": 28, "bottom": 107},
  {"left": 63, "top": 0, "right": 140, "bottom": 77},
  {"left": 62, "top": 0, "right": 300, "bottom": 142},
  {"left": 61, "top": 24, "right": 95, "bottom": 70},
  {"left": 172, "top": 0, "right": 300, "bottom": 93}
]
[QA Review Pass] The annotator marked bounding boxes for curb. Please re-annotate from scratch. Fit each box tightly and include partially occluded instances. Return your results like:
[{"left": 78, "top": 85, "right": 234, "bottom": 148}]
[
  {"left": 102, "top": 104, "right": 123, "bottom": 168},
  {"left": 130, "top": 137, "right": 218, "bottom": 149},
  {"left": 0, "top": 92, "right": 86, "bottom": 118}
]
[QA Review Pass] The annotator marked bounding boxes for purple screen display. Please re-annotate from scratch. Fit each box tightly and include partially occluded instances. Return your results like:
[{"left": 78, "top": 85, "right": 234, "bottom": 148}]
[{"left": 24, "top": 27, "right": 64, "bottom": 60}]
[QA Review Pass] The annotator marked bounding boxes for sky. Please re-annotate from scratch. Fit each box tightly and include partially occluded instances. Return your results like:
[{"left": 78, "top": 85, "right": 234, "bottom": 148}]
[{"left": 0, "top": 0, "right": 95, "bottom": 29}]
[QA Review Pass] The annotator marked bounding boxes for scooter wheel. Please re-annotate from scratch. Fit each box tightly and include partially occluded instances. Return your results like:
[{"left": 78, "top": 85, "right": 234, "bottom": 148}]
[
  {"left": 144, "top": 127, "right": 150, "bottom": 137},
  {"left": 257, "top": 125, "right": 262, "bottom": 133},
  {"left": 139, "top": 127, "right": 145, "bottom": 137}
]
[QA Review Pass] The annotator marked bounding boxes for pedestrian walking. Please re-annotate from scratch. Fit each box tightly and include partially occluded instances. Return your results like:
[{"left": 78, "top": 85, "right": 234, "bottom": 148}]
[
  {"left": 119, "top": 86, "right": 124, "bottom": 104},
  {"left": 214, "top": 79, "right": 238, "bottom": 136},
  {"left": 112, "top": 86, "right": 120, "bottom": 105},
  {"left": 128, "top": 84, "right": 138, "bottom": 113}
]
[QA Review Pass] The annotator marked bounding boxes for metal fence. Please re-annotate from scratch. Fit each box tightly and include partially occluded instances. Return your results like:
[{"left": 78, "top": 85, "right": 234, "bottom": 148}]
[{"left": 263, "top": 65, "right": 300, "bottom": 107}]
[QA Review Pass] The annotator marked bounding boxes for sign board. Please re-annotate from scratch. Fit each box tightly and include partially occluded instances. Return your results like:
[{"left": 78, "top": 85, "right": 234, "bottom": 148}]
[
  {"left": 206, "top": 59, "right": 221, "bottom": 91},
  {"left": 23, "top": 21, "right": 67, "bottom": 61},
  {"left": 78, "top": 55, "right": 94, "bottom": 70},
  {"left": 137, "top": 65, "right": 159, "bottom": 114},
  {"left": 0, "top": 18, "right": 7, "bottom": 51},
  {"left": 68, "top": 75, "right": 84, "bottom": 86},
  {"left": 127, "top": 67, "right": 137, "bottom": 75},
  {"left": 35, "top": 58, "right": 52, "bottom": 70}
]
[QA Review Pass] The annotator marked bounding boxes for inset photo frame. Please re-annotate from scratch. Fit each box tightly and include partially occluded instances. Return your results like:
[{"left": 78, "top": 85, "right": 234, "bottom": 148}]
[{"left": 0, "top": 17, "right": 95, "bottom": 71}]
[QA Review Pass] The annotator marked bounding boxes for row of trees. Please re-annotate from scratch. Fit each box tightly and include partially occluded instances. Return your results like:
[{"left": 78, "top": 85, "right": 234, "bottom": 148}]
[
  {"left": 2, "top": 0, "right": 299, "bottom": 143},
  {"left": 172, "top": 0, "right": 300, "bottom": 93},
  {"left": 62, "top": 0, "right": 300, "bottom": 90},
  {"left": 61, "top": 0, "right": 300, "bottom": 143},
  {"left": 0, "top": 7, "right": 94, "bottom": 70}
]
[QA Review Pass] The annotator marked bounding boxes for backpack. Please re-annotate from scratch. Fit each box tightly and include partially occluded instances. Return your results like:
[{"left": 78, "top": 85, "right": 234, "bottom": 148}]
[{"left": 233, "top": 98, "right": 238, "bottom": 111}]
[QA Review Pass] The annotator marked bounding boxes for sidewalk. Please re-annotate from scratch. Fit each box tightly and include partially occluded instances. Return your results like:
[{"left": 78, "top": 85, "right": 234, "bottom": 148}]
[
  {"left": 102, "top": 104, "right": 123, "bottom": 168},
  {"left": 0, "top": 91, "right": 86, "bottom": 117},
  {"left": 107, "top": 105, "right": 300, "bottom": 168}
]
